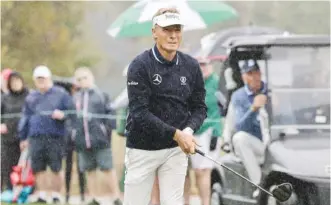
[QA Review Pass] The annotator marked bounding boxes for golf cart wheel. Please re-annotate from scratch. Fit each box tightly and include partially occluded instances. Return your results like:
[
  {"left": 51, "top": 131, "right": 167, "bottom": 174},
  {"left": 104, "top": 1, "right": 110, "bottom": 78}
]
[
  {"left": 210, "top": 182, "right": 224, "bottom": 205},
  {"left": 259, "top": 181, "right": 302, "bottom": 205}
]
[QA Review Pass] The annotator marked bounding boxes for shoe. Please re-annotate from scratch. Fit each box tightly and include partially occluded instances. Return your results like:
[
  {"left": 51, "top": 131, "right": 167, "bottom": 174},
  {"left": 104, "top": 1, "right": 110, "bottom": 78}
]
[
  {"left": 88, "top": 199, "right": 100, "bottom": 205},
  {"left": 33, "top": 198, "right": 47, "bottom": 204},
  {"left": 113, "top": 198, "right": 123, "bottom": 205},
  {"left": 53, "top": 197, "right": 61, "bottom": 204},
  {"left": 81, "top": 194, "right": 85, "bottom": 202},
  {"left": 65, "top": 194, "right": 70, "bottom": 203}
]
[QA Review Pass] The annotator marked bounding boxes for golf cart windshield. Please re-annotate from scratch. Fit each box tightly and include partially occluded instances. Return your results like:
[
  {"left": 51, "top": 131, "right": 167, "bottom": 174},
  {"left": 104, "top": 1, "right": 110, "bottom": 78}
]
[{"left": 266, "top": 46, "right": 330, "bottom": 131}]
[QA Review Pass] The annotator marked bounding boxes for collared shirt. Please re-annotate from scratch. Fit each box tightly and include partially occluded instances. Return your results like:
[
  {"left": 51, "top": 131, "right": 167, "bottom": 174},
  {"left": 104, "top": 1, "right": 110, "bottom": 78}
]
[
  {"left": 126, "top": 45, "right": 207, "bottom": 150},
  {"left": 152, "top": 44, "right": 179, "bottom": 65},
  {"left": 230, "top": 82, "right": 267, "bottom": 140}
]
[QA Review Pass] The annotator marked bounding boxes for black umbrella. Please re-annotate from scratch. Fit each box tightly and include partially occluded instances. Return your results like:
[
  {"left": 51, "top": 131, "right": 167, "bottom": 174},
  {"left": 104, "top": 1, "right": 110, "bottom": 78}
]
[
  {"left": 52, "top": 75, "right": 85, "bottom": 202},
  {"left": 52, "top": 75, "right": 76, "bottom": 94}
]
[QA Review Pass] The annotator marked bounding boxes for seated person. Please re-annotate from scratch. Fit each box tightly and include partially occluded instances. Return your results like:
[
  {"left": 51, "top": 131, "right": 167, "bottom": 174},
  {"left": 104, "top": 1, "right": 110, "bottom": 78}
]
[
  {"left": 220, "top": 102, "right": 236, "bottom": 152},
  {"left": 225, "top": 59, "right": 267, "bottom": 198}
]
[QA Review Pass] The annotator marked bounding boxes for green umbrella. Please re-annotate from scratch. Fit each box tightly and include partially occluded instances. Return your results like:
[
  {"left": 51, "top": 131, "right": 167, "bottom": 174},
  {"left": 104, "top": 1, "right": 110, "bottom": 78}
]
[{"left": 108, "top": 0, "right": 238, "bottom": 38}]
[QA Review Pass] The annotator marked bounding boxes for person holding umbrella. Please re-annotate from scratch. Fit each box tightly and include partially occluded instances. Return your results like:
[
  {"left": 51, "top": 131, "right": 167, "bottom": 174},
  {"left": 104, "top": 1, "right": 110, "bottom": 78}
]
[
  {"left": 53, "top": 76, "right": 86, "bottom": 203},
  {"left": 124, "top": 7, "right": 207, "bottom": 205}
]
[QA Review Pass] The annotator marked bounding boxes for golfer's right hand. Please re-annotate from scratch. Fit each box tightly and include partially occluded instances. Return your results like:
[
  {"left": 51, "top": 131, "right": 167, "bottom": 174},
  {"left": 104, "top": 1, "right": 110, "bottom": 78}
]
[{"left": 173, "top": 129, "right": 197, "bottom": 154}]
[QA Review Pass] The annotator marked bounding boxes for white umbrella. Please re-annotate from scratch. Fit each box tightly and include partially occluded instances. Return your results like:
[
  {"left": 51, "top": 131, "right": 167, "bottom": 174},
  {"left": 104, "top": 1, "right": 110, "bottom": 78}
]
[{"left": 108, "top": 0, "right": 238, "bottom": 38}]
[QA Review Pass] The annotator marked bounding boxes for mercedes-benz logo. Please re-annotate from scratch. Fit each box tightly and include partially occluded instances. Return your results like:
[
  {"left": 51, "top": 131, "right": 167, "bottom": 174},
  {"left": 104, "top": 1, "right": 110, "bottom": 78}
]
[{"left": 152, "top": 74, "right": 162, "bottom": 85}]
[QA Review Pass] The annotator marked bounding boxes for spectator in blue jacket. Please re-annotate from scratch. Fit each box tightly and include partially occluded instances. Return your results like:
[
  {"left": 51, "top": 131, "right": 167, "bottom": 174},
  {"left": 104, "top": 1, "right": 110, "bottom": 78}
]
[
  {"left": 18, "top": 65, "right": 75, "bottom": 204},
  {"left": 229, "top": 60, "right": 267, "bottom": 198}
]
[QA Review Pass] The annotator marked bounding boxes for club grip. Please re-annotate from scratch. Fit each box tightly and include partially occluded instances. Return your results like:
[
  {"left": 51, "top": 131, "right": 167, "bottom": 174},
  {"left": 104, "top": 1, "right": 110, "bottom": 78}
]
[{"left": 195, "top": 149, "right": 205, "bottom": 156}]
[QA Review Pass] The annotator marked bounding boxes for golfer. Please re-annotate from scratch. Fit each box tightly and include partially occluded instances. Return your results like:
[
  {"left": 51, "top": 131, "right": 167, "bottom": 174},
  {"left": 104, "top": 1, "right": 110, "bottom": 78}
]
[{"left": 124, "top": 8, "right": 207, "bottom": 205}]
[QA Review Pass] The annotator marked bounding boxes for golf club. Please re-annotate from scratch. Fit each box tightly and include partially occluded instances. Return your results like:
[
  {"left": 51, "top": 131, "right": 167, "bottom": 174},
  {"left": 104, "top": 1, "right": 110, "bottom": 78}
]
[{"left": 195, "top": 149, "right": 293, "bottom": 202}]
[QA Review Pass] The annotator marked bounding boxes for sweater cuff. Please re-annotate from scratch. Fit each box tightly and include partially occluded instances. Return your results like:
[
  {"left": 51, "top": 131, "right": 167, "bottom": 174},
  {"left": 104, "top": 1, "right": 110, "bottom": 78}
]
[
  {"left": 166, "top": 125, "right": 177, "bottom": 139},
  {"left": 183, "top": 127, "right": 194, "bottom": 135}
]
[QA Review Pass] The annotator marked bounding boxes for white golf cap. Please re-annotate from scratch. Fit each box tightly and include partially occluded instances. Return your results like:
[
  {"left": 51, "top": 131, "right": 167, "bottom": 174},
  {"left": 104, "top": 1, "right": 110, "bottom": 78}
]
[
  {"left": 152, "top": 12, "right": 184, "bottom": 28},
  {"left": 33, "top": 65, "right": 52, "bottom": 78}
]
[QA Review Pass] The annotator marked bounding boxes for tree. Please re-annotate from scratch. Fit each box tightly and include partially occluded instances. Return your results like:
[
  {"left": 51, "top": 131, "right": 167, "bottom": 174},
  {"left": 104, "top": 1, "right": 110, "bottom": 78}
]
[{"left": 1, "top": 1, "right": 97, "bottom": 84}]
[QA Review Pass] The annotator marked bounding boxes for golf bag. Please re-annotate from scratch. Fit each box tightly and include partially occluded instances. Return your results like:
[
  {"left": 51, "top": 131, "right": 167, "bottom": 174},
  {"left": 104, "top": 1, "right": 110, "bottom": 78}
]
[{"left": 1, "top": 149, "right": 35, "bottom": 204}]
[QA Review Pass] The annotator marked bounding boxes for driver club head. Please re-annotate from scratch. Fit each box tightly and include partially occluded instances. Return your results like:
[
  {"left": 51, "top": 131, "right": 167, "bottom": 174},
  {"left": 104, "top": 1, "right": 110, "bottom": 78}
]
[{"left": 271, "top": 183, "right": 293, "bottom": 202}]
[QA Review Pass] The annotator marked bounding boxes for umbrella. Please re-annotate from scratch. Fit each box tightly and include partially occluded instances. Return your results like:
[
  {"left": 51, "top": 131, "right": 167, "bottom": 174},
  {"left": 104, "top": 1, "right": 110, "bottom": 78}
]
[
  {"left": 108, "top": 0, "right": 238, "bottom": 38},
  {"left": 52, "top": 75, "right": 76, "bottom": 94}
]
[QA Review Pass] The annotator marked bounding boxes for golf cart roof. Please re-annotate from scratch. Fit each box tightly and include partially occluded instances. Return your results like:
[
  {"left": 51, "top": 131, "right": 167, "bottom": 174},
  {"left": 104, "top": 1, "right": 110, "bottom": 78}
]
[
  {"left": 194, "top": 26, "right": 288, "bottom": 58},
  {"left": 223, "top": 34, "right": 330, "bottom": 48}
]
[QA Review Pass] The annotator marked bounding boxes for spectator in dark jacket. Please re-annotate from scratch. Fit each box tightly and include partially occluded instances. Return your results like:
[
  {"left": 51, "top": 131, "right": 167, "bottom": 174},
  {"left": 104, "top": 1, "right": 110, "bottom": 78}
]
[
  {"left": 53, "top": 79, "right": 86, "bottom": 203},
  {"left": 73, "top": 67, "right": 121, "bottom": 205},
  {"left": 1, "top": 71, "right": 29, "bottom": 191},
  {"left": 18, "top": 65, "right": 75, "bottom": 204}
]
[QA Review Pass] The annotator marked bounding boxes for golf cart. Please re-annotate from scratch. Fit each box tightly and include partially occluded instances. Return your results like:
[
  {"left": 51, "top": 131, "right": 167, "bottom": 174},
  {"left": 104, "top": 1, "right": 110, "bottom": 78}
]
[
  {"left": 192, "top": 26, "right": 290, "bottom": 116},
  {"left": 210, "top": 35, "right": 330, "bottom": 205}
]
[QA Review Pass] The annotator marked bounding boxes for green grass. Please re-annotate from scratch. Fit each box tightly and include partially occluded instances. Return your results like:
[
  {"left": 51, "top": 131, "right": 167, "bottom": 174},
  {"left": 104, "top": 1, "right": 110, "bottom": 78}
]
[{"left": 1, "top": 203, "right": 60, "bottom": 205}]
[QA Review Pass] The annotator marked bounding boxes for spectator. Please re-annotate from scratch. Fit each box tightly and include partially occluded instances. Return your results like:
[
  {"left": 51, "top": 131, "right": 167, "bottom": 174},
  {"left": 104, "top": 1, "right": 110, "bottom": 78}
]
[
  {"left": 1, "top": 68, "right": 13, "bottom": 94},
  {"left": 1, "top": 71, "right": 29, "bottom": 191},
  {"left": 73, "top": 67, "right": 122, "bottom": 205},
  {"left": 186, "top": 58, "right": 223, "bottom": 205},
  {"left": 53, "top": 78, "right": 86, "bottom": 203},
  {"left": 228, "top": 60, "right": 267, "bottom": 198},
  {"left": 18, "top": 65, "right": 75, "bottom": 204}
]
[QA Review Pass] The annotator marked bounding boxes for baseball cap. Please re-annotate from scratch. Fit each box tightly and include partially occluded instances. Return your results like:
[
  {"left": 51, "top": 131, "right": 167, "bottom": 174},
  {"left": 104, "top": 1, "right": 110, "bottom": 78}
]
[
  {"left": 152, "top": 12, "right": 184, "bottom": 28},
  {"left": 240, "top": 59, "right": 260, "bottom": 74},
  {"left": 33, "top": 65, "right": 52, "bottom": 78}
]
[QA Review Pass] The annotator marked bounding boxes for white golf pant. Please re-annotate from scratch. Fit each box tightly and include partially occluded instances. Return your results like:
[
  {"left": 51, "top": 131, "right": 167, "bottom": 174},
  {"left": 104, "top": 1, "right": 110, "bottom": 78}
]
[
  {"left": 123, "top": 146, "right": 188, "bottom": 205},
  {"left": 232, "top": 131, "right": 265, "bottom": 185}
]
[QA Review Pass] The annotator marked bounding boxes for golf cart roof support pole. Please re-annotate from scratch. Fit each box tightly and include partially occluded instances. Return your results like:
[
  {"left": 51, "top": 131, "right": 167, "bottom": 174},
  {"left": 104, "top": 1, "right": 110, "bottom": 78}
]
[{"left": 264, "top": 48, "right": 273, "bottom": 123}]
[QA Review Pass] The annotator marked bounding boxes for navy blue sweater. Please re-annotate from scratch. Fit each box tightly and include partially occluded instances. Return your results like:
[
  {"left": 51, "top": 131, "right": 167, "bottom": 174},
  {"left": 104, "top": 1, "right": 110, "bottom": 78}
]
[
  {"left": 18, "top": 86, "right": 75, "bottom": 140},
  {"left": 126, "top": 45, "right": 207, "bottom": 150}
]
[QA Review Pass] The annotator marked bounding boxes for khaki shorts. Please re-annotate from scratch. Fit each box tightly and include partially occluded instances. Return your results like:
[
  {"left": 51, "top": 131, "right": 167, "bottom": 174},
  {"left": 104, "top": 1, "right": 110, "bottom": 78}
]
[
  {"left": 78, "top": 148, "right": 113, "bottom": 172},
  {"left": 190, "top": 128, "right": 221, "bottom": 169}
]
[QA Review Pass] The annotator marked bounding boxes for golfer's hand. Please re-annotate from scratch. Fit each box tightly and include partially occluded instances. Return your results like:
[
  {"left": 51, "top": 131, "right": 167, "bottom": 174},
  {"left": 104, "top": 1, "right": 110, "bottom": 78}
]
[
  {"left": 173, "top": 129, "right": 197, "bottom": 154},
  {"left": 252, "top": 94, "right": 267, "bottom": 110}
]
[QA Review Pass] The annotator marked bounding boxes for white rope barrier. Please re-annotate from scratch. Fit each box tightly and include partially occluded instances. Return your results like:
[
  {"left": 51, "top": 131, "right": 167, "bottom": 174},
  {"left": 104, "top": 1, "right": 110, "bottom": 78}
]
[{"left": 0, "top": 111, "right": 223, "bottom": 122}]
